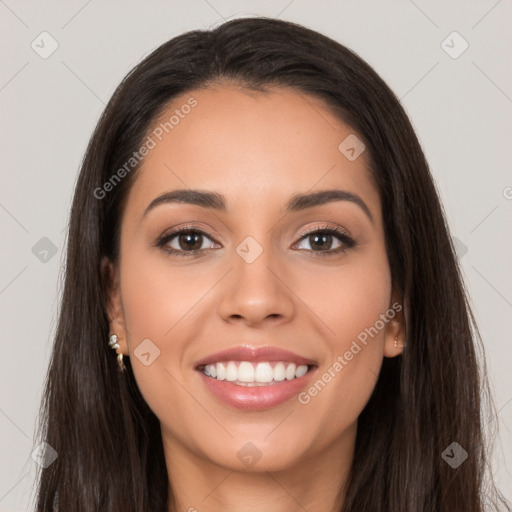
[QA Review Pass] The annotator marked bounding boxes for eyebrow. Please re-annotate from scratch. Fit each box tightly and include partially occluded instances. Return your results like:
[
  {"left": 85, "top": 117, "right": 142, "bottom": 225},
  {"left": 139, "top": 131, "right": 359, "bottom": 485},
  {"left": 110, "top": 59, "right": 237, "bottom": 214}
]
[{"left": 142, "top": 188, "right": 374, "bottom": 223}]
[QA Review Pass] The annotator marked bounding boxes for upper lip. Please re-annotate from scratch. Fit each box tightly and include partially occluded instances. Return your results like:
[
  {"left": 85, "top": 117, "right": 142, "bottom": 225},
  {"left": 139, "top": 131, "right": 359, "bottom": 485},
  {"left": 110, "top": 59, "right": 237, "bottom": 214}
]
[{"left": 195, "top": 346, "right": 318, "bottom": 368}]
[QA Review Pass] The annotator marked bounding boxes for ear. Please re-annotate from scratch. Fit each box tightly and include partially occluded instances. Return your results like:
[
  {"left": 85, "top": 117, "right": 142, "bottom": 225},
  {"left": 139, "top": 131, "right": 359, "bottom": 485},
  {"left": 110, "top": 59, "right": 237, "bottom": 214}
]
[
  {"left": 101, "top": 256, "right": 129, "bottom": 356},
  {"left": 383, "top": 288, "right": 406, "bottom": 358}
]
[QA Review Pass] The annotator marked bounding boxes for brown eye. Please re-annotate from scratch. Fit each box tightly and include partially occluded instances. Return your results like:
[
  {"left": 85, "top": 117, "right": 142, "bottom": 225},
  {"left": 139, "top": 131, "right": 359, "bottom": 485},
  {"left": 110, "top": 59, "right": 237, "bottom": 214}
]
[
  {"left": 175, "top": 231, "right": 204, "bottom": 251},
  {"left": 294, "top": 226, "right": 356, "bottom": 257},
  {"left": 156, "top": 228, "right": 219, "bottom": 256},
  {"left": 301, "top": 232, "right": 340, "bottom": 251}
]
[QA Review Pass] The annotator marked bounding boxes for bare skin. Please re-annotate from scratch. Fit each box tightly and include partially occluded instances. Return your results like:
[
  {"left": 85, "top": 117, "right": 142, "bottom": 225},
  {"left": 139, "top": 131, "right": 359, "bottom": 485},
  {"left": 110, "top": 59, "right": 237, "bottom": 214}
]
[{"left": 104, "top": 84, "right": 405, "bottom": 512}]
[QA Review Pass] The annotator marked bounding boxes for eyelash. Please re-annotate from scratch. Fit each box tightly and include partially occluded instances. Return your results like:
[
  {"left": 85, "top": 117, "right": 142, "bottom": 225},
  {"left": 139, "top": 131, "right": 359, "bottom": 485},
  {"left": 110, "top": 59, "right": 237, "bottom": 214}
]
[{"left": 155, "top": 223, "right": 356, "bottom": 258}]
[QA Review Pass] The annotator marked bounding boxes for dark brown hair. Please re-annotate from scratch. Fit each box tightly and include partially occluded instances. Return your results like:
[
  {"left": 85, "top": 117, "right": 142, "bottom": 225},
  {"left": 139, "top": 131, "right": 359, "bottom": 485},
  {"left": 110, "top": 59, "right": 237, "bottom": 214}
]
[{"left": 34, "top": 16, "right": 509, "bottom": 511}]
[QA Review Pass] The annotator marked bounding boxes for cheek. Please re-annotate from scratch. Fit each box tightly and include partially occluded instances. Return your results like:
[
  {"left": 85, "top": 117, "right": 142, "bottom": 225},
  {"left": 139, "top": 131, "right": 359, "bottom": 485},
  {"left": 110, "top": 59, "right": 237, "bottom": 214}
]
[
  {"left": 298, "top": 251, "right": 392, "bottom": 346},
  {"left": 119, "top": 248, "right": 212, "bottom": 345},
  {"left": 117, "top": 248, "right": 222, "bottom": 415},
  {"left": 116, "top": 244, "right": 223, "bottom": 460},
  {"left": 333, "top": 266, "right": 391, "bottom": 344},
  {"left": 294, "top": 252, "right": 392, "bottom": 422}
]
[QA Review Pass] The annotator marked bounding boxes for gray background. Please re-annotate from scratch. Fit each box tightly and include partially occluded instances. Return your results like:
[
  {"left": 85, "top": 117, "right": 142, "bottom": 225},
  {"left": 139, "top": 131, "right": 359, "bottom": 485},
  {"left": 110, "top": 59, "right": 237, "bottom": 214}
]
[{"left": 1, "top": 0, "right": 511, "bottom": 509}]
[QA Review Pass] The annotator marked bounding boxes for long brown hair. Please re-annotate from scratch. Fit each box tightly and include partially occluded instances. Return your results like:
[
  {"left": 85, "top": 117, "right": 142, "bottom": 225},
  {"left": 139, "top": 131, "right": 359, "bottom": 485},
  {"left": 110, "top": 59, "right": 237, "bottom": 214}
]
[{"left": 34, "top": 16, "right": 510, "bottom": 511}]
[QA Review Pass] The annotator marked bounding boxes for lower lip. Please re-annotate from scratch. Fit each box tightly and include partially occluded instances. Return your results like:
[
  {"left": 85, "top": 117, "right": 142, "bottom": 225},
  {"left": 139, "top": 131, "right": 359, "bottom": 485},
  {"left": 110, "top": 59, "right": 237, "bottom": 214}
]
[{"left": 197, "top": 367, "right": 317, "bottom": 410}]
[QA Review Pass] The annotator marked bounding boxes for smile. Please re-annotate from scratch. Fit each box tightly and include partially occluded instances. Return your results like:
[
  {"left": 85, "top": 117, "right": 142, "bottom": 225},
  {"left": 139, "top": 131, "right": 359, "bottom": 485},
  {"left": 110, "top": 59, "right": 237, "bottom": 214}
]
[
  {"left": 194, "top": 345, "right": 318, "bottom": 409},
  {"left": 200, "top": 360, "right": 311, "bottom": 386}
]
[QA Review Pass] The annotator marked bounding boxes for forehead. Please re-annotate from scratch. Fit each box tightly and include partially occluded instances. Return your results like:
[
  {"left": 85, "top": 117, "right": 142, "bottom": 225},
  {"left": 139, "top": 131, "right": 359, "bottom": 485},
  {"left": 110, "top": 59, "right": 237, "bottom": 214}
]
[{"left": 125, "top": 85, "right": 380, "bottom": 221}]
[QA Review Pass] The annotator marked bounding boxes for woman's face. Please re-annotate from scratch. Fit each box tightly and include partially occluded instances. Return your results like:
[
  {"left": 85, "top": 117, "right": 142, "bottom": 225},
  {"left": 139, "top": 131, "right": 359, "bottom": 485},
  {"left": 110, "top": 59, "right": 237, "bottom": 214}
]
[{"left": 106, "top": 85, "right": 404, "bottom": 474}]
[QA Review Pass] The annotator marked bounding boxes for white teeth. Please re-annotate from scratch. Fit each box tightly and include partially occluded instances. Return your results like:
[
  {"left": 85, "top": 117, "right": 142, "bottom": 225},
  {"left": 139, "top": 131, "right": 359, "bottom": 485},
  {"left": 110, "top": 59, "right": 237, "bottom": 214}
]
[
  {"left": 201, "top": 361, "right": 311, "bottom": 384},
  {"left": 238, "top": 361, "right": 255, "bottom": 382},
  {"left": 273, "top": 362, "right": 286, "bottom": 381},
  {"left": 216, "top": 362, "right": 226, "bottom": 380},
  {"left": 225, "top": 361, "right": 238, "bottom": 381},
  {"left": 295, "top": 365, "right": 308, "bottom": 378},
  {"left": 255, "top": 362, "right": 273, "bottom": 382},
  {"left": 285, "top": 363, "right": 296, "bottom": 380}
]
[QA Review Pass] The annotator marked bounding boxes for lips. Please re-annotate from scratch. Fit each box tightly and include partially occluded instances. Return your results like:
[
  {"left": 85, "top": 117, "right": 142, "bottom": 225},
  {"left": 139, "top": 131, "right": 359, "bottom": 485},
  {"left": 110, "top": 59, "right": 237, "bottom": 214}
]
[
  {"left": 195, "top": 345, "right": 318, "bottom": 410},
  {"left": 195, "top": 345, "right": 317, "bottom": 368}
]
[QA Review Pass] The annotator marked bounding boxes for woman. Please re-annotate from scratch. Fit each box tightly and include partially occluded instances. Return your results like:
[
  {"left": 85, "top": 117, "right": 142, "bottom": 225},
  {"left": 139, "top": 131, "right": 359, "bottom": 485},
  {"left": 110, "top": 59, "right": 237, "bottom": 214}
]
[{"left": 34, "top": 16, "right": 509, "bottom": 511}]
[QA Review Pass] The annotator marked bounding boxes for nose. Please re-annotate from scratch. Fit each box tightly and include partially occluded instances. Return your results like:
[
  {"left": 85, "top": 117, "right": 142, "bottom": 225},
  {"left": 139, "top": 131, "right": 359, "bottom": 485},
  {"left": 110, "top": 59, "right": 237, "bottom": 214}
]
[{"left": 217, "top": 241, "right": 295, "bottom": 327}]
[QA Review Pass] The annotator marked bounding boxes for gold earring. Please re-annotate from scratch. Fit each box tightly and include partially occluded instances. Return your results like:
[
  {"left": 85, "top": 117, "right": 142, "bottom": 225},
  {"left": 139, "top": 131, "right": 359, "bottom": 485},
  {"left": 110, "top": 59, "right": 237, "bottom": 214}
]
[{"left": 108, "top": 334, "right": 126, "bottom": 372}]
